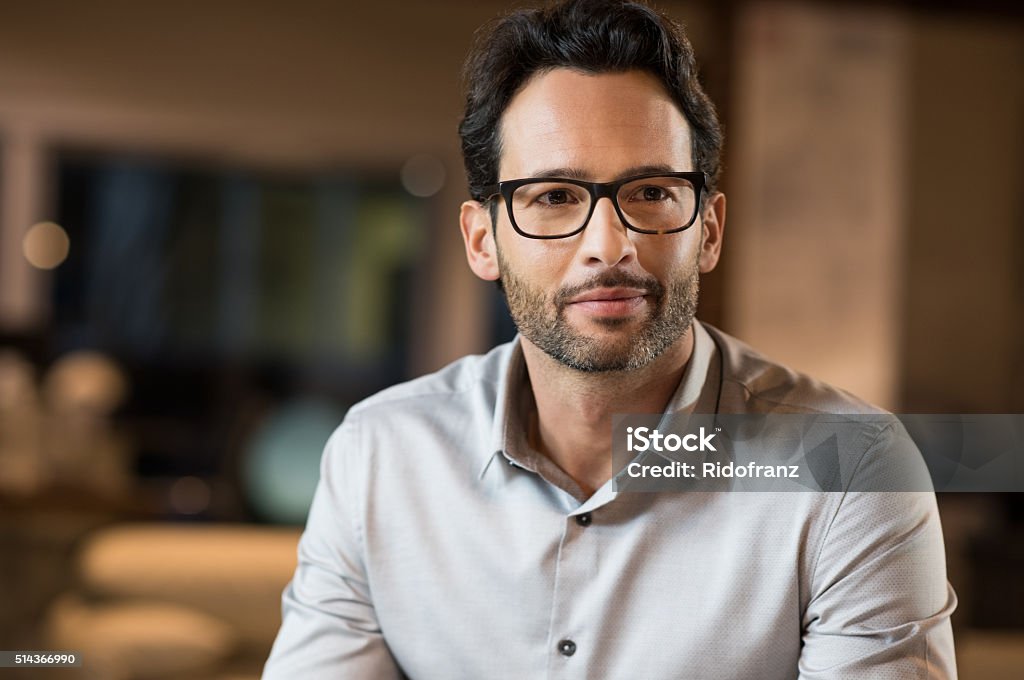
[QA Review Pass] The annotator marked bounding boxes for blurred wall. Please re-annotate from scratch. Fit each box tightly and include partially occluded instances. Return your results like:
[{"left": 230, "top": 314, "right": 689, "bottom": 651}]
[
  {"left": 901, "top": 13, "right": 1024, "bottom": 413},
  {"left": 725, "top": 1, "right": 1023, "bottom": 411},
  {"left": 728, "top": 2, "right": 909, "bottom": 408}
]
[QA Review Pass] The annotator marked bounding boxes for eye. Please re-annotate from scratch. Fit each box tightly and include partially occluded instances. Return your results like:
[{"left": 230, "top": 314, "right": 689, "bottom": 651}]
[
  {"left": 512, "top": 182, "right": 586, "bottom": 211},
  {"left": 640, "top": 186, "right": 668, "bottom": 201},
  {"left": 539, "top": 189, "right": 575, "bottom": 206}
]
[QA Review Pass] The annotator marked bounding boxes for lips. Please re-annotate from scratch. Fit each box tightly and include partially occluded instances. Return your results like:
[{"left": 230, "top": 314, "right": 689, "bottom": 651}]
[
  {"left": 568, "top": 287, "right": 648, "bottom": 303},
  {"left": 565, "top": 287, "right": 649, "bottom": 316}
]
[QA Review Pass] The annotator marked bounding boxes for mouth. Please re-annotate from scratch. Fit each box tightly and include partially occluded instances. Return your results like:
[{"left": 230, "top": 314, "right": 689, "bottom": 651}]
[{"left": 565, "top": 287, "right": 649, "bottom": 317}]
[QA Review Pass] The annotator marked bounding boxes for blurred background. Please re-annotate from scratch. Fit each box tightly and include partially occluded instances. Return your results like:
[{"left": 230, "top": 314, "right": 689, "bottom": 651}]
[{"left": 0, "top": 0, "right": 1020, "bottom": 678}]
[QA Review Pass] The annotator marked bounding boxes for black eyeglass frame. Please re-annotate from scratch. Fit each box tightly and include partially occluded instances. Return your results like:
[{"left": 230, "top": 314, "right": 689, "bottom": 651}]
[{"left": 482, "top": 171, "right": 708, "bottom": 240}]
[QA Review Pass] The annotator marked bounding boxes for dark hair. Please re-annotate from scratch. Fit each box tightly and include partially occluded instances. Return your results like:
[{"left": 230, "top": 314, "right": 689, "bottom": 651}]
[{"left": 458, "top": 0, "right": 723, "bottom": 203}]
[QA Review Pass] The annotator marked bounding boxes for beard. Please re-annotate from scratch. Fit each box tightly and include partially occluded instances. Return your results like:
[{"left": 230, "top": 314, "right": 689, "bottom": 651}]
[{"left": 497, "top": 248, "right": 700, "bottom": 373}]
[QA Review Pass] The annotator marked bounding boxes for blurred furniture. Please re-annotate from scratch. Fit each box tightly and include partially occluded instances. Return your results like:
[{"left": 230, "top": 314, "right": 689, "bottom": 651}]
[{"left": 47, "top": 523, "right": 300, "bottom": 680}]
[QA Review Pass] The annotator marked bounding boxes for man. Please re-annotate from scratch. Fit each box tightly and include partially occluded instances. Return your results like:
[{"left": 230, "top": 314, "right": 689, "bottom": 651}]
[{"left": 264, "top": 1, "right": 957, "bottom": 677}]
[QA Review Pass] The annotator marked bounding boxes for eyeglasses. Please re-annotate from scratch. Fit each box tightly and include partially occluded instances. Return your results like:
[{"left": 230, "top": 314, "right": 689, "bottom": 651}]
[{"left": 482, "top": 171, "right": 706, "bottom": 240}]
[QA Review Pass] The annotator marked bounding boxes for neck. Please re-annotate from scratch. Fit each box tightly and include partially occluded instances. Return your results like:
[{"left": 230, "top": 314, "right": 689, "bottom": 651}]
[{"left": 521, "top": 327, "right": 694, "bottom": 497}]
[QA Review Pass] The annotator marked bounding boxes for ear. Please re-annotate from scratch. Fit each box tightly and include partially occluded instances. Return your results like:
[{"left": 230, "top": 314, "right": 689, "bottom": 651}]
[
  {"left": 698, "top": 191, "right": 726, "bottom": 274},
  {"left": 460, "top": 200, "right": 501, "bottom": 281}
]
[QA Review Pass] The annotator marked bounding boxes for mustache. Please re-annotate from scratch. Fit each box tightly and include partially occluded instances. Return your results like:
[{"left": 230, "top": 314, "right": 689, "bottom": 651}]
[{"left": 554, "top": 270, "right": 664, "bottom": 310}]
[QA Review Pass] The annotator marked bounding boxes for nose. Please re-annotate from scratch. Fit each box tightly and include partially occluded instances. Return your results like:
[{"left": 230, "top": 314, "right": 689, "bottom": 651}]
[{"left": 577, "top": 196, "right": 637, "bottom": 267}]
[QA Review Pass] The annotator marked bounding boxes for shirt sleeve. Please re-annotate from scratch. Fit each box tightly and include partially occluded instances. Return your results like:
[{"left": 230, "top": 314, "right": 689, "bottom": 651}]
[
  {"left": 798, "top": 422, "right": 958, "bottom": 679},
  {"left": 262, "top": 417, "right": 405, "bottom": 679}
]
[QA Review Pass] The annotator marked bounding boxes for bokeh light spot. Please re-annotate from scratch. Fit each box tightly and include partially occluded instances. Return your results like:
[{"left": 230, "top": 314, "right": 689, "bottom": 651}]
[
  {"left": 23, "top": 221, "right": 70, "bottom": 270},
  {"left": 400, "top": 154, "right": 446, "bottom": 197}
]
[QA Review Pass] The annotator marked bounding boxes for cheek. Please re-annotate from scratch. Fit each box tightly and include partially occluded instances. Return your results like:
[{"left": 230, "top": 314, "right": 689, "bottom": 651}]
[
  {"left": 499, "top": 232, "right": 574, "bottom": 282},
  {"left": 636, "top": 233, "right": 700, "bottom": 272},
  {"left": 531, "top": 245, "right": 578, "bottom": 288}
]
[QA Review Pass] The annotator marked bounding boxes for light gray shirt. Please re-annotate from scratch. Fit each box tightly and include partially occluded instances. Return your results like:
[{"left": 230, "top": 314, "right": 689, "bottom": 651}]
[{"left": 264, "top": 321, "right": 957, "bottom": 679}]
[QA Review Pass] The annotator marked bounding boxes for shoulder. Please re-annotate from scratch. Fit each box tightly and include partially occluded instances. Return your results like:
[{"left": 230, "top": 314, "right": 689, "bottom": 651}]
[
  {"left": 701, "top": 322, "right": 885, "bottom": 416},
  {"left": 347, "top": 340, "right": 513, "bottom": 419},
  {"left": 325, "top": 340, "right": 515, "bottom": 463}
]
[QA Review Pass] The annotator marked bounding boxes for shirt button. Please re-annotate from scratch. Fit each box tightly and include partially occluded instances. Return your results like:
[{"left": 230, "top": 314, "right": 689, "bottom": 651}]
[
  {"left": 575, "top": 513, "right": 592, "bottom": 527},
  {"left": 557, "top": 639, "right": 577, "bottom": 657}
]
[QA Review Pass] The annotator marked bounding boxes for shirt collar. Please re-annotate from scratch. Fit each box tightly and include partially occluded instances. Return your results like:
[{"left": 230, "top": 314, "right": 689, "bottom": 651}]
[
  {"left": 478, "top": 320, "right": 719, "bottom": 481},
  {"left": 479, "top": 338, "right": 528, "bottom": 479},
  {"left": 664, "top": 319, "right": 719, "bottom": 415}
]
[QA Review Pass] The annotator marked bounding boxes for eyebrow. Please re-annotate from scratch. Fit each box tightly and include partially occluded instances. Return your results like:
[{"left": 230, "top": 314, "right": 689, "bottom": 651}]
[{"left": 528, "top": 164, "right": 679, "bottom": 181}]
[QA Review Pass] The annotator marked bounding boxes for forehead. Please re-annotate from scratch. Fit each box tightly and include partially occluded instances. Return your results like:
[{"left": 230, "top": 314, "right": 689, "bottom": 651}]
[{"left": 498, "top": 68, "right": 693, "bottom": 180}]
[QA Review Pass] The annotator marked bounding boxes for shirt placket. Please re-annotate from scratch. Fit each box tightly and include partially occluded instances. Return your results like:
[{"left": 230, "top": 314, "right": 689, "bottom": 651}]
[{"left": 545, "top": 506, "right": 601, "bottom": 680}]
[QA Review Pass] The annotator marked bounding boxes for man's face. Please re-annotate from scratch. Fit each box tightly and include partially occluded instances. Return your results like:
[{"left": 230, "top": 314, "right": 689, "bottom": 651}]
[{"left": 463, "top": 68, "right": 722, "bottom": 372}]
